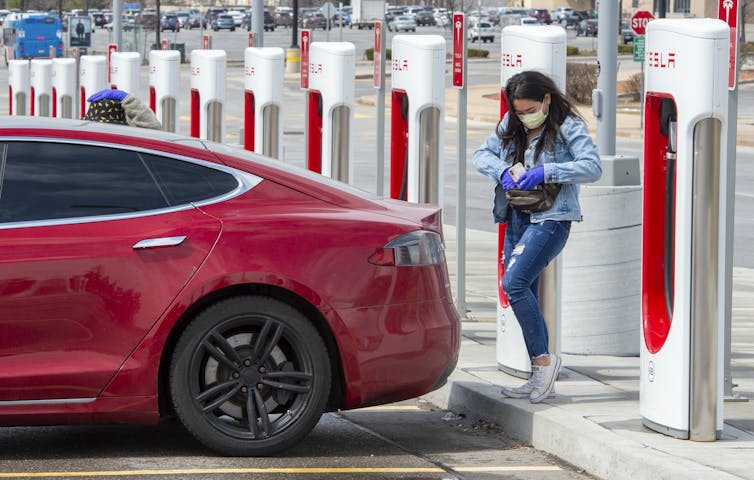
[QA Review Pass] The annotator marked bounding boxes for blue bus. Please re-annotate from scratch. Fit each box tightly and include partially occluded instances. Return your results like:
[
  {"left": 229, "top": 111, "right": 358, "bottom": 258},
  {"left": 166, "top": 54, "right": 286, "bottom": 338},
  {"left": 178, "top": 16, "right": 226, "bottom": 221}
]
[{"left": 2, "top": 15, "right": 63, "bottom": 64}]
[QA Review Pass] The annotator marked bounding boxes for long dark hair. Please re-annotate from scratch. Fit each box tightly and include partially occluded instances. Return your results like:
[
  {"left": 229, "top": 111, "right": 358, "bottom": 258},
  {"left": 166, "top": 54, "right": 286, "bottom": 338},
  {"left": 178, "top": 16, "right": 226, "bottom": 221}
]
[{"left": 497, "top": 70, "right": 581, "bottom": 165}]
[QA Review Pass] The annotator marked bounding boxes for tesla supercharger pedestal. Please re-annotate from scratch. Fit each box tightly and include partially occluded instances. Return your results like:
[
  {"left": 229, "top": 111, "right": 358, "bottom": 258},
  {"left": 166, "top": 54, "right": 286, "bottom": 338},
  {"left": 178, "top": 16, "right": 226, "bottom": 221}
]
[
  {"left": 190, "top": 50, "right": 226, "bottom": 143},
  {"left": 30, "top": 59, "right": 52, "bottom": 117},
  {"left": 149, "top": 50, "right": 180, "bottom": 132},
  {"left": 8, "top": 60, "right": 30, "bottom": 116},
  {"left": 641, "top": 18, "right": 729, "bottom": 441},
  {"left": 389, "top": 35, "right": 445, "bottom": 204},
  {"left": 79, "top": 55, "right": 107, "bottom": 119},
  {"left": 496, "top": 26, "right": 565, "bottom": 378},
  {"left": 52, "top": 58, "right": 77, "bottom": 119},
  {"left": 244, "top": 47, "right": 284, "bottom": 159},
  {"left": 305, "top": 42, "right": 354, "bottom": 182},
  {"left": 110, "top": 52, "right": 140, "bottom": 94}
]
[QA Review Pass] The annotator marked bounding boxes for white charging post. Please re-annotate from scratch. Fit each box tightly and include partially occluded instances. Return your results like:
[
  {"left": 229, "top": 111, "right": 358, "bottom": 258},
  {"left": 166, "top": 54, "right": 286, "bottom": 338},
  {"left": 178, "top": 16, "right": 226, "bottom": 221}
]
[
  {"left": 641, "top": 18, "right": 729, "bottom": 442},
  {"left": 244, "top": 47, "right": 284, "bottom": 159},
  {"left": 52, "top": 58, "right": 77, "bottom": 119},
  {"left": 79, "top": 55, "right": 107, "bottom": 118},
  {"left": 389, "top": 35, "right": 445, "bottom": 204},
  {"left": 8, "top": 60, "right": 30, "bottom": 116},
  {"left": 305, "top": 42, "right": 355, "bottom": 182},
  {"left": 109, "top": 51, "right": 141, "bottom": 93},
  {"left": 30, "top": 59, "right": 53, "bottom": 117},
  {"left": 149, "top": 50, "right": 180, "bottom": 132},
  {"left": 495, "top": 26, "right": 566, "bottom": 378},
  {"left": 190, "top": 49, "right": 226, "bottom": 142}
]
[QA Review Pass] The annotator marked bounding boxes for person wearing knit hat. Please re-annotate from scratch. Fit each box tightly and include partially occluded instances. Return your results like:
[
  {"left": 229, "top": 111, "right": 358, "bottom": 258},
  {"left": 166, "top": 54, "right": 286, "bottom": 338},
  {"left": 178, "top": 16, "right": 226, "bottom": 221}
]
[{"left": 85, "top": 89, "right": 161, "bottom": 130}]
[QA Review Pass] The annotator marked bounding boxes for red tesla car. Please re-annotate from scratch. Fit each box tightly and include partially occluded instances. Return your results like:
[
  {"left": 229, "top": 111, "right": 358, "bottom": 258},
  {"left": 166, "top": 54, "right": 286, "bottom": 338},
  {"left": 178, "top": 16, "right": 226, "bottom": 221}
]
[{"left": 0, "top": 117, "right": 460, "bottom": 456}]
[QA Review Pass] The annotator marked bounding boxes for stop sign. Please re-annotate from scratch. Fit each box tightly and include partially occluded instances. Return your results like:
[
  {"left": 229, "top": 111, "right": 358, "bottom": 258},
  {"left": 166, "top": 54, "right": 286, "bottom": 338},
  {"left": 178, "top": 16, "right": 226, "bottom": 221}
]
[{"left": 631, "top": 10, "right": 654, "bottom": 36}]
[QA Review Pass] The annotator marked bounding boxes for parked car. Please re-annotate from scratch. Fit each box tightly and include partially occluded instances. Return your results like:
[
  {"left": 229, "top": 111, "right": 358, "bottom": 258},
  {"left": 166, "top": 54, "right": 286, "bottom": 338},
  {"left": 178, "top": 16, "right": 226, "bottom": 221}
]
[
  {"left": 274, "top": 9, "right": 292, "bottom": 28},
  {"left": 414, "top": 10, "right": 435, "bottom": 26},
  {"left": 0, "top": 116, "right": 460, "bottom": 456},
  {"left": 388, "top": 15, "right": 416, "bottom": 32},
  {"left": 243, "top": 10, "right": 275, "bottom": 31},
  {"left": 92, "top": 12, "right": 110, "bottom": 28},
  {"left": 552, "top": 6, "right": 580, "bottom": 27},
  {"left": 160, "top": 14, "right": 180, "bottom": 32},
  {"left": 228, "top": 9, "right": 245, "bottom": 26},
  {"left": 301, "top": 11, "right": 327, "bottom": 30},
  {"left": 529, "top": 8, "right": 551, "bottom": 24},
  {"left": 620, "top": 21, "right": 634, "bottom": 44},
  {"left": 212, "top": 13, "right": 235, "bottom": 31},
  {"left": 135, "top": 12, "right": 157, "bottom": 29},
  {"left": 174, "top": 10, "right": 190, "bottom": 29},
  {"left": 468, "top": 21, "right": 494, "bottom": 43},
  {"left": 187, "top": 13, "right": 201, "bottom": 29},
  {"left": 576, "top": 18, "right": 598, "bottom": 36}
]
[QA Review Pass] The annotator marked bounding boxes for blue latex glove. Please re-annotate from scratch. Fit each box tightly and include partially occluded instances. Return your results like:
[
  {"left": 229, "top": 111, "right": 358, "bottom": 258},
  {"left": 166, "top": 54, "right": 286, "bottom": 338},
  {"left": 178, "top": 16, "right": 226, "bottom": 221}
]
[
  {"left": 501, "top": 168, "right": 518, "bottom": 190},
  {"left": 87, "top": 89, "right": 128, "bottom": 103},
  {"left": 516, "top": 166, "right": 545, "bottom": 190}
]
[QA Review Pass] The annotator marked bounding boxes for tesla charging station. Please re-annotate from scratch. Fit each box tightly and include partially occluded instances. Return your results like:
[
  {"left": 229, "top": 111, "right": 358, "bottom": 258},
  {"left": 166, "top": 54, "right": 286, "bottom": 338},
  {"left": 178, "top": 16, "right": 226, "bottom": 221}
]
[
  {"left": 496, "top": 26, "right": 566, "bottom": 377},
  {"left": 305, "top": 42, "right": 354, "bottom": 181},
  {"left": 641, "top": 19, "right": 729, "bottom": 441},
  {"left": 110, "top": 52, "right": 141, "bottom": 93},
  {"left": 191, "top": 50, "right": 226, "bottom": 142},
  {"left": 79, "top": 55, "right": 107, "bottom": 118},
  {"left": 149, "top": 50, "right": 180, "bottom": 132},
  {"left": 52, "top": 58, "right": 77, "bottom": 119},
  {"left": 244, "top": 47, "right": 284, "bottom": 159},
  {"left": 30, "top": 59, "right": 52, "bottom": 117},
  {"left": 389, "top": 35, "right": 445, "bottom": 204},
  {"left": 8, "top": 60, "right": 29, "bottom": 116}
]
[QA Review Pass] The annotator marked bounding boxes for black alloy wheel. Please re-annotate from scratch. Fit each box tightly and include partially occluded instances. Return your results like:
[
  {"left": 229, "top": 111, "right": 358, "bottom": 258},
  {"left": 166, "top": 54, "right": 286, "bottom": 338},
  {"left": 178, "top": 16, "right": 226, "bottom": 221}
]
[{"left": 170, "top": 296, "right": 331, "bottom": 456}]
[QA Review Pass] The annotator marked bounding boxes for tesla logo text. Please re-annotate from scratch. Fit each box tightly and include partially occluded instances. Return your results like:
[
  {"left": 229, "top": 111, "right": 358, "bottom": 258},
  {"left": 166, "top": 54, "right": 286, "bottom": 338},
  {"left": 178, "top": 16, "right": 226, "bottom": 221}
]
[
  {"left": 309, "top": 63, "right": 323, "bottom": 75},
  {"left": 149, "top": 66, "right": 156, "bottom": 74},
  {"left": 648, "top": 361, "right": 655, "bottom": 382},
  {"left": 646, "top": 51, "right": 676, "bottom": 69},
  {"left": 502, "top": 53, "right": 523, "bottom": 68},
  {"left": 191, "top": 66, "right": 200, "bottom": 76},
  {"left": 245, "top": 66, "right": 255, "bottom": 77},
  {"left": 392, "top": 58, "right": 408, "bottom": 72},
  {"left": 110, "top": 66, "right": 119, "bottom": 74}
]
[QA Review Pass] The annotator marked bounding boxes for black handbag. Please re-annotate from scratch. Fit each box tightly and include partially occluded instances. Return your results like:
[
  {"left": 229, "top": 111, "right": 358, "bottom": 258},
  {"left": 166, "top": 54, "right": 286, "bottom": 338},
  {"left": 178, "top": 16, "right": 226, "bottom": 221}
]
[{"left": 504, "top": 183, "right": 562, "bottom": 213}]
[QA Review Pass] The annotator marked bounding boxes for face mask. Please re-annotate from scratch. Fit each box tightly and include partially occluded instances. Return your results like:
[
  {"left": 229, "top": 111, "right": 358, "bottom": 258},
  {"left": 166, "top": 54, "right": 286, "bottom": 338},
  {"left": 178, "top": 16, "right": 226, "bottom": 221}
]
[{"left": 518, "top": 101, "right": 548, "bottom": 130}]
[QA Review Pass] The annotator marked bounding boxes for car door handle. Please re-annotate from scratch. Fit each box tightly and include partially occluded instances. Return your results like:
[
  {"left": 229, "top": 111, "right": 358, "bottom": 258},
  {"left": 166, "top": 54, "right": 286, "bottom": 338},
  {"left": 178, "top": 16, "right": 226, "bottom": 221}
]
[{"left": 132, "top": 236, "right": 187, "bottom": 249}]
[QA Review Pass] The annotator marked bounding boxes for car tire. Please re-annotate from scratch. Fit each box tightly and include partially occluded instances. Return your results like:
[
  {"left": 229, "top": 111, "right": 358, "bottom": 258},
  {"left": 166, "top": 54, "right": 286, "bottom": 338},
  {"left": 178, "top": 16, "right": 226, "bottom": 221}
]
[{"left": 170, "top": 295, "right": 332, "bottom": 456}]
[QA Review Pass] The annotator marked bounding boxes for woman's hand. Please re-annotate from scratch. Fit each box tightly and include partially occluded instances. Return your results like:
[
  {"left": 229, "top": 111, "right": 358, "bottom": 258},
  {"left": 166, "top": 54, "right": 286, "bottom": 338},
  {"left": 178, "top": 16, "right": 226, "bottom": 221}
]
[
  {"left": 516, "top": 166, "right": 544, "bottom": 190},
  {"left": 501, "top": 168, "right": 518, "bottom": 190}
]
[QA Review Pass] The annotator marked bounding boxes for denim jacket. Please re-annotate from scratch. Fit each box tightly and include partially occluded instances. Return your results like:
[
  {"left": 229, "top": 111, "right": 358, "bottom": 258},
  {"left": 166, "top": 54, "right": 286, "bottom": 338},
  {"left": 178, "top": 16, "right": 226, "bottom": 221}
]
[{"left": 472, "top": 113, "right": 602, "bottom": 223}]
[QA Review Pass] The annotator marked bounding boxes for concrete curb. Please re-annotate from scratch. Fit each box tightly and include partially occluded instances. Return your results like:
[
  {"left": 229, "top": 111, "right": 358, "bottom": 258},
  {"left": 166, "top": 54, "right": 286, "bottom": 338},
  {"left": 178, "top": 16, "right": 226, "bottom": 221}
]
[{"left": 421, "top": 363, "right": 746, "bottom": 480}]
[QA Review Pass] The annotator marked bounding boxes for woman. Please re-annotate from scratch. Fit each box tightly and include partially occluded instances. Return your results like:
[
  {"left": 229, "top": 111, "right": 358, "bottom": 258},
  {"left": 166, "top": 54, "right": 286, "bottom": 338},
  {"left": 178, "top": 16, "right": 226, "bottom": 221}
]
[{"left": 473, "top": 70, "right": 601, "bottom": 403}]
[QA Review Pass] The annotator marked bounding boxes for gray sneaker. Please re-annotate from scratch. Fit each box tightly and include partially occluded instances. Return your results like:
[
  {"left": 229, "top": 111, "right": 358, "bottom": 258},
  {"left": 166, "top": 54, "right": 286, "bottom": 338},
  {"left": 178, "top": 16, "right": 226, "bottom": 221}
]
[
  {"left": 530, "top": 354, "right": 561, "bottom": 404},
  {"left": 500, "top": 367, "right": 556, "bottom": 399}
]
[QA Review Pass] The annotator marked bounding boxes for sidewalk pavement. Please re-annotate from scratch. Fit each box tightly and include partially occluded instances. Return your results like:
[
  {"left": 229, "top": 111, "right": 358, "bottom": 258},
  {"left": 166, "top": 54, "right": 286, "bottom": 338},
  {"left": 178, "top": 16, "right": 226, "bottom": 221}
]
[{"left": 421, "top": 226, "right": 754, "bottom": 480}]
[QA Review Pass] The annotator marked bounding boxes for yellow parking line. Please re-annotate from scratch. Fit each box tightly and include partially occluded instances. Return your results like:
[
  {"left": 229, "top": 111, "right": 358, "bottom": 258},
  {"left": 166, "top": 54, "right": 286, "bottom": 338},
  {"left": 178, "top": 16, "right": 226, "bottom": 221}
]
[{"left": 0, "top": 465, "right": 561, "bottom": 478}]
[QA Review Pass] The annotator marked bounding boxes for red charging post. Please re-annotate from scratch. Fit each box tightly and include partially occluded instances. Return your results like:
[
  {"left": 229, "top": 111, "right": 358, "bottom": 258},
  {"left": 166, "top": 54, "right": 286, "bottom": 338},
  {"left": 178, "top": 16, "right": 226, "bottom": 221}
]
[
  {"left": 161, "top": 39, "right": 168, "bottom": 50},
  {"left": 373, "top": 22, "right": 382, "bottom": 89},
  {"left": 719, "top": 0, "right": 739, "bottom": 89},
  {"left": 300, "top": 30, "right": 310, "bottom": 90},
  {"left": 107, "top": 44, "right": 117, "bottom": 83},
  {"left": 452, "top": 13, "right": 465, "bottom": 89},
  {"left": 202, "top": 34, "right": 211, "bottom": 50}
]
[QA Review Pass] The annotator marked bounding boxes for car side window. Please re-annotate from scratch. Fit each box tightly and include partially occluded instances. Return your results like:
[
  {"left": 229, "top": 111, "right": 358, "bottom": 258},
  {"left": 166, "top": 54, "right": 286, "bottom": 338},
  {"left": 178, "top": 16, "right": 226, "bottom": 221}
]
[
  {"left": 140, "top": 153, "right": 238, "bottom": 206},
  {"left": 0, "top": 142, "right": 169, "bottom": 223}
]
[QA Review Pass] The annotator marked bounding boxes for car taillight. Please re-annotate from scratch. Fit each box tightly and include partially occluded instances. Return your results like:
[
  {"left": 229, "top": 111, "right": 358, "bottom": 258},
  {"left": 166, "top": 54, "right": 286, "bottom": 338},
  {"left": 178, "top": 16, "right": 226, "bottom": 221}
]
[{"left": 369, "top": 230, "right": 445, "bottom": 267}]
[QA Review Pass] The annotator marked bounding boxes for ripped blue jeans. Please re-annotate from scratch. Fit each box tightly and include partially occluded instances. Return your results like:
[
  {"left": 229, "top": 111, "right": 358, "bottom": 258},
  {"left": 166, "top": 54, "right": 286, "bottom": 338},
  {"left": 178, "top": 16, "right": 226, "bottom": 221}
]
[{"left": 502, "top": 209, "right": 571, "bottom": 359}]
